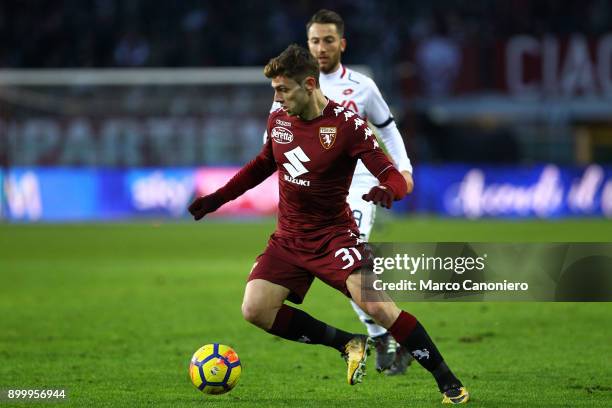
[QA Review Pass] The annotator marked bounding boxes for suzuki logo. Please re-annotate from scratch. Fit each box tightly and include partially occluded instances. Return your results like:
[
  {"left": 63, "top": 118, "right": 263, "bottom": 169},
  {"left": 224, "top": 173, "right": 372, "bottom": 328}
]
[{"left": 283, "top": 147, "right": 310, "bottom": 178}]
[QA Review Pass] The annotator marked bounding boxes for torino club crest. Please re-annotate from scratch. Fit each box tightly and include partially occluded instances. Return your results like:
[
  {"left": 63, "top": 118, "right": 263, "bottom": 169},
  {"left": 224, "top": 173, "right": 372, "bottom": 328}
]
[{"left": 319, "top": 127, "right": 337, "bottom": 149}]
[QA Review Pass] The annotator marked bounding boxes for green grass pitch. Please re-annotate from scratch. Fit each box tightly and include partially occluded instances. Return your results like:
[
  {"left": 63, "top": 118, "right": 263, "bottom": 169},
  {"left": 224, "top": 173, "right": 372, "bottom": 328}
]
[{"left": 1, "top": 218, "right": 611, "bottom": 407}]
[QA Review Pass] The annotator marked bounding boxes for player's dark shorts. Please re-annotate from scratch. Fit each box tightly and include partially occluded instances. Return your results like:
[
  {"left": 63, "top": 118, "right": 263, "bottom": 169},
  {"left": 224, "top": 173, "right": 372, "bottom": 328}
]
[{"left": 247, "top": 227, "right": 370, "bottom": 304}]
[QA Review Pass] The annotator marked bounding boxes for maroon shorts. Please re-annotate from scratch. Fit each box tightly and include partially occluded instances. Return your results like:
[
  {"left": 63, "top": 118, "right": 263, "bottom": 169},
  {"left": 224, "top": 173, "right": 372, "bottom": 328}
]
[{"left": 247, "top": 227, "right": 370, "bottom": 304}]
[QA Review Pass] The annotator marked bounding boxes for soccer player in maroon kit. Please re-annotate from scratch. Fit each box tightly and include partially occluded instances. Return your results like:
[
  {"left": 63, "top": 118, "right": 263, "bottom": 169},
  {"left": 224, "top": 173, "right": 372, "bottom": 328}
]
[{"left": 189, "top": 44, "right": 469, "bottom": 404}]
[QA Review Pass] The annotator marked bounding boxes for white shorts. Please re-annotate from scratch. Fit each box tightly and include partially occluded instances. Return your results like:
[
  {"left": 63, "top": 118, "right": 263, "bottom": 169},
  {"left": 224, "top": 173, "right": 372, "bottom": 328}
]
[{"left": 347, "top": 173, "right": 378, "bottom": 241}]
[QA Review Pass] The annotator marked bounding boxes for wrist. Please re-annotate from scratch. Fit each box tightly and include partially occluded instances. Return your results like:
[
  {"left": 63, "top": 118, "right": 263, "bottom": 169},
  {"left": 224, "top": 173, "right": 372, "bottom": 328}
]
[
  {"left": 383, "top": 174, "right": 407, "bottom": 200},
  {"left": 207, "top": 191, "right": 226, "bottom": 210}
]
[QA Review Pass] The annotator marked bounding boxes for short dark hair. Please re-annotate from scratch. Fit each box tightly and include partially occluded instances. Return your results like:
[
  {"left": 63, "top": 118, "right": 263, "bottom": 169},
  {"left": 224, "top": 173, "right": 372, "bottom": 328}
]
[
  {"left": 307, "top": 9, "right": 345, "bottom": 37},
  {"left": 264, "top": 44, "right": 319, "bottom": 86}
]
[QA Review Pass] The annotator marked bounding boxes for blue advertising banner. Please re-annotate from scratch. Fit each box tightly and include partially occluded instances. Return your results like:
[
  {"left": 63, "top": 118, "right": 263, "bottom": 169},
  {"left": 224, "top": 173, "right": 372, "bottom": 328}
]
[
  {"left": 2, "top": 168, "right": 196, "bottom": 221},
  {"left": 122, "top": 169, "right": 195, "bottom": 217},
  {"left": 3, "top": 168, "right": 99, "bottom": 221},
  {"left": 405, "top": 164, "right": 612, "bottom": 218},
  {"left": 2, "top": 164, "right": 611, "bottom": 221}
]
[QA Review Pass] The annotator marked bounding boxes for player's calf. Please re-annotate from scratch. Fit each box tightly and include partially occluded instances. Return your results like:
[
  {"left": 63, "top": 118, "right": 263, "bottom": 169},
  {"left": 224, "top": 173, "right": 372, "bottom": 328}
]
[
  {"left": 349, "top": 300, "right": 387, "bottom": 337},
  {"left": 264, "top": 304, "right": 375, "bottom": 385},
  {"left": 357, "top": 299, "right": 402, "bottom": 329},
  {"left": 265, "top": 304, "right": 358, "bottom": 352}
]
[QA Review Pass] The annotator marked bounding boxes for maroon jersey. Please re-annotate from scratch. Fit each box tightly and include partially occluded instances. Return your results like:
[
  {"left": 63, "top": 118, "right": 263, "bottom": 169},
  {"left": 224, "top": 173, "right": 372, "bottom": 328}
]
[
  {"left": 214, "top": 99, "right": 404, "bottom": 238},
  {"left": 267, "top": 100, "right": 396, "bottom": 235}
]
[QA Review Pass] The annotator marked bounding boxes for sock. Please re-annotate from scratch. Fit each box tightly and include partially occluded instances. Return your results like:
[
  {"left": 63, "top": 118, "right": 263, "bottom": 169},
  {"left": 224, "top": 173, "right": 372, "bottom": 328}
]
[
  {"left": 267, "top": 304, "right": 354, "bottom": 352},
  {"left": 389, "top": 311, "right": 462, "bottom": 392}
]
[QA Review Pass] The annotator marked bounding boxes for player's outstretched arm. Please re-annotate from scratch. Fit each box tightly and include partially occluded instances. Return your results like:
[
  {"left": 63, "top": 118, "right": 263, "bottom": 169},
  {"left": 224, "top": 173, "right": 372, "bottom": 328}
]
[{"left": 188, "top": 142, "right": 276, "bottom": 221}]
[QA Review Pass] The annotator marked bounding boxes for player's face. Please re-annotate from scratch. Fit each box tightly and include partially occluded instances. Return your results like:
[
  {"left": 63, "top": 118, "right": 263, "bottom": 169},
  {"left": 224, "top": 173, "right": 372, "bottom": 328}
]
[
  {"left": 271, "top": 76, "right": 310, "bottom": 116},
  {"left": 307, "top": 23, "right": 346, "bottom": 74}
]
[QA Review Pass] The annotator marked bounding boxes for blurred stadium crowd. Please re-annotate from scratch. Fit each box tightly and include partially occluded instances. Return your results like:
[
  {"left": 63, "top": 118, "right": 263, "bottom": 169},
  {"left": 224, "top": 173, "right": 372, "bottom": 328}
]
[
  {"left": 2, "top": 0, "right": 610, "bottom": 70},
  {"left": 2, "top": 0, "right": 612, "bottom": 166},
  {"left": 2, "top": 0, "right": 612, "bottom": 221}
]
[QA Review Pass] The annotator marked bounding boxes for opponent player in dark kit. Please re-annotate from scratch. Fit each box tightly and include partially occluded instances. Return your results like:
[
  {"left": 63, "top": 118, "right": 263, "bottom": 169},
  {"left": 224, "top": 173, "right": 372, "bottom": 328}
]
[{"left": 189, "top": 44, "right": 469, "bottom": 404}]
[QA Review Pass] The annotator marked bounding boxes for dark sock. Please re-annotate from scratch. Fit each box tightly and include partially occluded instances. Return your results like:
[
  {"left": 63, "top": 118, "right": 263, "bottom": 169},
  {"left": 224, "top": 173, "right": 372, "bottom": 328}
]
[
  {"left": 389, "top": 311, "right": 462, "bottom": 392},
  {"left": 267, "top": 304, "right": 354, "bottom": 352}
]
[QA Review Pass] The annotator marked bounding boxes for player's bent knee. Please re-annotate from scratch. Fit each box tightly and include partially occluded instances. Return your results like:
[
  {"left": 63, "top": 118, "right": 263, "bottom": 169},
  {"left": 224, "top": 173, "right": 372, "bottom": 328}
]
[
  {"left": 241, "top": 302, "right": 273, "bottom": 329},
  {"left": 241, "top": 302, "right": 262, "bottom": 325}
]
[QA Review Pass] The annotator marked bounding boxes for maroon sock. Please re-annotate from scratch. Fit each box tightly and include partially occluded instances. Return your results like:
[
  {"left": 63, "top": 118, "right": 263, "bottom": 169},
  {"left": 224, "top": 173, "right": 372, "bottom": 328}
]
[
  {"left": 389, "top": 311, "right": 462, "bottom": 392},
  {"left": 268, "top": 304, "right": 354, "bottom": 352},
  {"left": 388, "top": 310, "right": 418, "bottom": 343}
]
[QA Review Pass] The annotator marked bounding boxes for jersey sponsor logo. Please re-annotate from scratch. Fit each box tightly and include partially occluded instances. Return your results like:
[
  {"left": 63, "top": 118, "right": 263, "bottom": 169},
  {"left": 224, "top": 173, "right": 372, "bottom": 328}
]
[
  {"left": 282, "top": 146, "right": 310, "bottom": 179},
  {"left": 342, "top": 88, "right": 354, "bottom": 95},
  {"left": 319, "top": 127, "right": 337, "bottom": 149},
  {"left": 275, "top": 119, "right": 291, "bottom": 127},
  {"left": 271, "top": 126, "right": 294, "bottom": 144},
  {"left": 283, "top": 174, "right": 311, "bottom": 186}
]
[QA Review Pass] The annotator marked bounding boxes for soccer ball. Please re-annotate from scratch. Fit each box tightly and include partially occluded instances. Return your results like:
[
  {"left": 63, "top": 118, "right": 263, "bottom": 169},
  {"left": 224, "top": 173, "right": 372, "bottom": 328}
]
[{"left": 189, "top": 343, "right": 242, "bottom": 395}]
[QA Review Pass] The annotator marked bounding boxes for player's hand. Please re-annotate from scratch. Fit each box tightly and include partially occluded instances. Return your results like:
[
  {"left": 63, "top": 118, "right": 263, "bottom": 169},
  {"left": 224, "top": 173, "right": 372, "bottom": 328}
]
[
  {"left": 188, "top": 194, "right": 222, "bottom": 221},
  {"left": 362, "top": 185, "right": 394, "bottom": 209}
]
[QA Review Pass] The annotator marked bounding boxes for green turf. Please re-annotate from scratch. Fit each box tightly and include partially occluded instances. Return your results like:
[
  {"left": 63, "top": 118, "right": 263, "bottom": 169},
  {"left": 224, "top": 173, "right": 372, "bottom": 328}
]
[{"left": 0, "top": 218, "right": 611, "bottom": 407}]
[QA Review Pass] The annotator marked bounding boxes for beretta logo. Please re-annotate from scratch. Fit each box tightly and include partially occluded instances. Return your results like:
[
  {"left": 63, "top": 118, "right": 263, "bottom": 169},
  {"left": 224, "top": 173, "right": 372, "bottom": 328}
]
[
  {"left": 319, "top": 127, "right": 337, "bottom": 149},
  {"left": 271, "top": 127, "right": 294, "bottom": 144}
]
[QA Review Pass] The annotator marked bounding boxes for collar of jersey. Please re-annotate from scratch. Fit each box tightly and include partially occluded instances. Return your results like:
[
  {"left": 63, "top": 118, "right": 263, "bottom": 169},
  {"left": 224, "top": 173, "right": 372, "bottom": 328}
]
[{"left": 320, "top": 64, "right": 344, "bottom": 82}]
